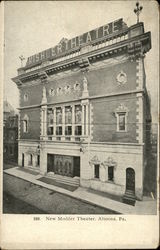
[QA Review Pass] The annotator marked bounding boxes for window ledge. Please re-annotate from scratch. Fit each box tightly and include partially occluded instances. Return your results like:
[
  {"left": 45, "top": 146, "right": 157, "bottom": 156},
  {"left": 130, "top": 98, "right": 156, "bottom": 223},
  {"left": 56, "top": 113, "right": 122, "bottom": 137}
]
[{"left": 116, "top": 130, "right": 127, "bottom": 133}]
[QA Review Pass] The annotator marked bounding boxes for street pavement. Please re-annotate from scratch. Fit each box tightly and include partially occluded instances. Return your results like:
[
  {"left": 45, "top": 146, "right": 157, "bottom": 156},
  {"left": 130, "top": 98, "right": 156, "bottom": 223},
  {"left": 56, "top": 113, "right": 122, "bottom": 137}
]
[
  {"left": 3, "top": 173, "right": 118, "bottom": 214},
  {"left": 3, "top": 165, "right": 157, "bottom": 215}
]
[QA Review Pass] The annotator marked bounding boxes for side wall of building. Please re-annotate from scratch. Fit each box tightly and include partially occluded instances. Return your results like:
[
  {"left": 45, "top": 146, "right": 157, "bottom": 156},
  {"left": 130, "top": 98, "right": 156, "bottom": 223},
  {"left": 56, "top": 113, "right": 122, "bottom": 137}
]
[{"left": 20, "top": 108, "right": 41, "bottom": 140}]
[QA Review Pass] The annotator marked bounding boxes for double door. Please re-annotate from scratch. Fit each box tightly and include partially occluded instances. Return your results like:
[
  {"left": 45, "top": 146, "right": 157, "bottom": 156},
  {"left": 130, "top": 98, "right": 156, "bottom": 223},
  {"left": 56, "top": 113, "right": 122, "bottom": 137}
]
[
  {"left": 54, "top": 155, "right": 74, "bottom": 177},
  {"left": 47, "top": 154, "right": 80, "bottom": 177}
]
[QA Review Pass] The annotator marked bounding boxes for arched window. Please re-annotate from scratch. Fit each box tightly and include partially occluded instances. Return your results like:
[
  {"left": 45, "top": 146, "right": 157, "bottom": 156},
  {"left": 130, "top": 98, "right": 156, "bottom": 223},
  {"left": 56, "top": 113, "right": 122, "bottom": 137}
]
[{"left": 23, "top": 114, "right": 29, "bottom": 133}]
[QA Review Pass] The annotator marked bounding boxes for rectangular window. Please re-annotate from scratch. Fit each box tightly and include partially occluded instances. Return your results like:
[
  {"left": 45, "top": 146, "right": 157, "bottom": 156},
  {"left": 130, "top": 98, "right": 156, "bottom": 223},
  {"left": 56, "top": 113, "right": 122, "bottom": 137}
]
[
  {"left": 65, "top": 106, "right": 72, "bottom": 124},
  {"left": 56, "top": 108, "right": 62, "bottom": 124},
  {"left": 49, "top": 118, "right": 54, "bottom": 125},
  {"left": 29, "top": 154, "right": 33, "bottom": 166},
  {"left": 118, "top": 113, "right": 126, "bottom": 131},
  {"left": 108, "top": 166, "right": 114, "bottom": 181},
  {"left": 56, "top": 126, "right": 62, "bottom": 135},
  {"left": 48, "top": 127, "right": 53, "bottom": 135},
  {"left": 94, "top": 164, "right": 100, "bottom": 179},
  {"left": 75, "top": 125, "right": 82, "bottom": 136},
  {"left": 37, "top": 155, "right": 40, "bottom": 166},
  {"left": 65, "top": 126, "right": 72, "bottom": 136},
  {"left": 75, "top": 105, "right": 82, "bottom": 124}
]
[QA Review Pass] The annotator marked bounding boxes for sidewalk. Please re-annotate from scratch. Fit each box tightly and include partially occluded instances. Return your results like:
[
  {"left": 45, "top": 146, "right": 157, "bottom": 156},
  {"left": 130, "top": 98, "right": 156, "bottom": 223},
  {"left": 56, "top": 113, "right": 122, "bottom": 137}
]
[{"left": 3, "top": 167, "right": 157, "bottom": 215}]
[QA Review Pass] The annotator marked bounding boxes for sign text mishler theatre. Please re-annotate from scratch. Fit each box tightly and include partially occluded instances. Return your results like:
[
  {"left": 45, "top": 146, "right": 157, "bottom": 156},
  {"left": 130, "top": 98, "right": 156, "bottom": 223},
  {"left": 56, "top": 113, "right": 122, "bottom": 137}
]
[{"left": 26, "top": 18, "right": 124, "bottom": 66}]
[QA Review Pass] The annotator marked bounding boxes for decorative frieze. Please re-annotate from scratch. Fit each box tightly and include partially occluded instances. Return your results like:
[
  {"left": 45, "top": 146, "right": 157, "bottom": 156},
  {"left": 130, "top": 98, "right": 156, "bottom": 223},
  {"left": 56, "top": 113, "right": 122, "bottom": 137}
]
[{"left": 38, "top": 71, "right": 48, "bottom": 82}]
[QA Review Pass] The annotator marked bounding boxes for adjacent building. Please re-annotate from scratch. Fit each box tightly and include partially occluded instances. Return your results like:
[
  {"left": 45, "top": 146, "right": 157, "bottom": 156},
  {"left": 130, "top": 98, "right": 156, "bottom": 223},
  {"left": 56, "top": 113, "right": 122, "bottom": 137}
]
[
  {"left": 3, "top": 101, "right": 18, "bottom": 163},
  {"left": 12, "top": 18, "right": 151, "bottom": 202}
]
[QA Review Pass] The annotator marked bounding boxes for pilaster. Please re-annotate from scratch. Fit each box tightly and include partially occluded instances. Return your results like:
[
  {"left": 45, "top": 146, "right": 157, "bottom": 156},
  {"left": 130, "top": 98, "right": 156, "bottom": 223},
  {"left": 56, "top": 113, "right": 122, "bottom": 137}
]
[
  {"left": 32, "top": 155, "right": 37, "bottom": 167},
  {"left": 81, "top": 104, "right": 85, "bottom": 136},
  {"left": 24, "top": 153, "right": 28, "bottom": 167},
  {"left": 53, "top": 108, "right": 56, "bottom": 136},
  {"left": 136, "top": 92, "right": 144, "bottom": 143},
  {"left": 71, "top": 105, "right": 75, "bottom": 141},
  {"left": 62, "top": 106, "right": 65, "bottom": 140}
]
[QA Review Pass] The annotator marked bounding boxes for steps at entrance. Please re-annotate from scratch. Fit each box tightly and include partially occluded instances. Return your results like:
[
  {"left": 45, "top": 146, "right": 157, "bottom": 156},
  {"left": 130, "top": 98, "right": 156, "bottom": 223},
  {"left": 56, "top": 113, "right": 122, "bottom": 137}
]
[
  {"left": 47, "top": 172, "right": 80, "bottom": 187},
  {"left": 123, "top": 190, "right": 136, "bottom": 206}
]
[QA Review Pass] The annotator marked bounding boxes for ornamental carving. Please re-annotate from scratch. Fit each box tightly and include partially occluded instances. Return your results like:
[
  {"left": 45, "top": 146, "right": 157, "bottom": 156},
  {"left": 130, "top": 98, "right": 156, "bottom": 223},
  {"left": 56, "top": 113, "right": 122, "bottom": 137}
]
[
  {"left": 24, "top": 93, "right": 28, "bottom": 102},
  {"left": 49, "top": 88, "right": 55, "bottom": 96},
  {"left": 57, "top": 87, "right": 63, "bottom": 95},
  {"left": 64, "top": 85, "right": 71, "bottom": 94},
  {"left": 74, "top": 81, "right": 80, "bottom": 91},
  {"left": 116, "top": 71, "right": 127, "bottom": 85},
  {"left": 115, "top": 103, "right": 128, "bottom": 113},
  {"left": 103, "top": 157, "right": 117, "bottom": 168},
  {"left": 48, "top": 81, "right": 81, "bottom": 97},
  {"left": 89, "top": 155, "right": 101, "bottom": 165}
]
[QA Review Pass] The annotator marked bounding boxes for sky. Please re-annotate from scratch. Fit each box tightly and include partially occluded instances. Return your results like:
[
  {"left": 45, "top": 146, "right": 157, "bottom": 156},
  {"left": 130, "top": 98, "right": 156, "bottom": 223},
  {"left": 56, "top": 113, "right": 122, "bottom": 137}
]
[{"left": 3, "top": 0, "right": 159, "bottom": 123}]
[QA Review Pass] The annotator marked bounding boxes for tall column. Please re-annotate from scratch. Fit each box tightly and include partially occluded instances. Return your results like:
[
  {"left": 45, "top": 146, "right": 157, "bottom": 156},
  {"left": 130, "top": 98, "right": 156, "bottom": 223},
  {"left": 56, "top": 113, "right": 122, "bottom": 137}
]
[
  {"left": 82, "top": 104, "right": 85, "bottom": 136},
  {"left": 43, "top": 105, "right": 47, "bottom": 138},
  {"left": 62, "top": 106, "right": 65, "bottom": 139},
  {"left": 32, "top": 155, "right": 37, "bottom": 167},
  {"left": 53, "top": 108, "right": 56, "bottom": 136},
  {"left": 41, "top": 86, "right": 47, "bottom": 139},
  {"left": 24, "top": 153, "right": 28, "bottom": 167},
  {"left": 81, "top": 100, "right": 89, "bottom": 139},
  {"left": 85, "top": 103, "right": 89, "bottom": 136},
  {"left": 40, "top": 109, "right": 44, "bottom": 136},
  {"left": 72, "top": 105, "right": 75, "bottom": 136}
]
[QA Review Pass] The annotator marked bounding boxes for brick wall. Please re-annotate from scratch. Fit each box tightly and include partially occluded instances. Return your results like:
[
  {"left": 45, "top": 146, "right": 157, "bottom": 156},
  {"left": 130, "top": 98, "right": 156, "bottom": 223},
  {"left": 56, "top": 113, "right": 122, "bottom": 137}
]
[
  {"left": 87, "top": 60, "right": 137, "bottom": 96},
  {"left": 91, "top": 94, "right": 137, "bottom": 143},
  {"left": 20, "top": 58, "right": 136, "bottom": 107},
  {"left": 19, "top": 57, "right": 138, "bottom": 142},
  {"left": 20, "top": 108, "right": 40, "bottom": 140},
  {"left": 20, "top": 83, "right": 43, "bottom": 107}
]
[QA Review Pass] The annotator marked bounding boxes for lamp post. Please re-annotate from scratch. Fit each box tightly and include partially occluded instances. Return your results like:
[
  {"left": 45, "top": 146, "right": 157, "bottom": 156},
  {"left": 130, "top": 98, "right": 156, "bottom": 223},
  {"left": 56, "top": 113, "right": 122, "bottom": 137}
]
[{"left": 134, "top": 2, "right": 143, "bottom": 23}]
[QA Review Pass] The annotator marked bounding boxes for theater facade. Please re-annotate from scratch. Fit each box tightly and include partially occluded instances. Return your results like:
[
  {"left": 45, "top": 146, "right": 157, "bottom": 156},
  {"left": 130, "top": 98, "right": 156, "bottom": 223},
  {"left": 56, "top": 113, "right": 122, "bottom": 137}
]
[{"left": 12, "top": 18, "right": 151, "bottom": 202}]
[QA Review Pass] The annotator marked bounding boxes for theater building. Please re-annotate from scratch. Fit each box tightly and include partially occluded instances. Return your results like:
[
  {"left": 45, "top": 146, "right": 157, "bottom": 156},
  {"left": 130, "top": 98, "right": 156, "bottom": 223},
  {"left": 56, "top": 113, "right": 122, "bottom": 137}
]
[{"left": 12, "top": 18, "right": 151, "bottom": 202}]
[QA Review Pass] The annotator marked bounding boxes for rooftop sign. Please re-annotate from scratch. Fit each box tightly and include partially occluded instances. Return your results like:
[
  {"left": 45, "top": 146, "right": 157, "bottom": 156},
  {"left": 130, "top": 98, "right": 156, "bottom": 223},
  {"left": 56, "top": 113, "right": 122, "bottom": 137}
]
[{"left": 26, "top": 18, "right": 125, "bottom": 67}]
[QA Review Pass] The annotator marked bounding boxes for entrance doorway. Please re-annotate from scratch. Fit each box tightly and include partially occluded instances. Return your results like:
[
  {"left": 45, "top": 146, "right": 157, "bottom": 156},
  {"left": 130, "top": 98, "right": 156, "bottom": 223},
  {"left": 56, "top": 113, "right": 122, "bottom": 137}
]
[
  {"left": 47, "top": 154, "right": 80, "bottom": 177},
  {"left": 47, "top": 154, "right": 54, "bottom": 172},
  {"left": 22, "top": 153, "right": 24, "bottom": 167},
  {"left": 126, "top": 168, "right": 135, "bottom": 192}
]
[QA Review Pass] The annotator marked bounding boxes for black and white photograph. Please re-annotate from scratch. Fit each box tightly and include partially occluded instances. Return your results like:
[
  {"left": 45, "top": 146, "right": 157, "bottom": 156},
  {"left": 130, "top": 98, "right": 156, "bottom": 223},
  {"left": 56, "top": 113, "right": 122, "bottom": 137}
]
[{"left": 1, "top": 0, "right": 159, "bottom": 248}]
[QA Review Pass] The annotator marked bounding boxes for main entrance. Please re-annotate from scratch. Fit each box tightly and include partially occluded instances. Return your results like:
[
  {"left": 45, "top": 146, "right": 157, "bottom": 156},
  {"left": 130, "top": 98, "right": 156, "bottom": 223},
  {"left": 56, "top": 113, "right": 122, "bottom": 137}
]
[{"left": 47, "top": 154, "right": 80, "bottom": 177}]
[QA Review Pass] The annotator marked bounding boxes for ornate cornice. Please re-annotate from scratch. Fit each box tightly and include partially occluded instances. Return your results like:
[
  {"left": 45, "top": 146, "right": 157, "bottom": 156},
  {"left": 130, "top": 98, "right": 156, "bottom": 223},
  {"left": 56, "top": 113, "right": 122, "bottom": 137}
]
[{"left": 12, "top": 31, "right": 151, "bottom": 86}]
